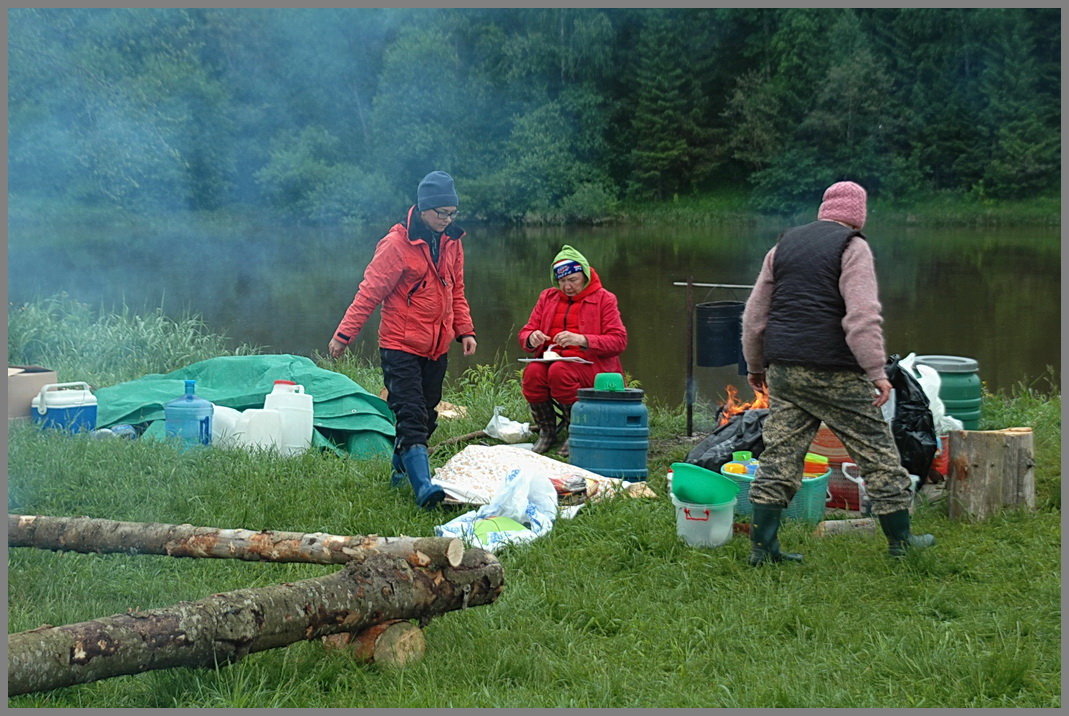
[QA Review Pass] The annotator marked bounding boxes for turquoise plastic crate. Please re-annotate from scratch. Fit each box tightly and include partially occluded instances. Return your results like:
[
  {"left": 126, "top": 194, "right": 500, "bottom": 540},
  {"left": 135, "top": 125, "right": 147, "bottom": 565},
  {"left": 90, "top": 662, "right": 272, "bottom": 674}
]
[{"left": 721, "top": 468, "right": 831, "bottom": 523}]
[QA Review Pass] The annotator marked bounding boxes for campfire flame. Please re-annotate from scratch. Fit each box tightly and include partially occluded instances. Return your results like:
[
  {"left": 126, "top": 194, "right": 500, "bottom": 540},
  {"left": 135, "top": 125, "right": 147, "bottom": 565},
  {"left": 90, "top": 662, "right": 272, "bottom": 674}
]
[{"left": 717, "top": 385, "right": 769, "bottom": 426}]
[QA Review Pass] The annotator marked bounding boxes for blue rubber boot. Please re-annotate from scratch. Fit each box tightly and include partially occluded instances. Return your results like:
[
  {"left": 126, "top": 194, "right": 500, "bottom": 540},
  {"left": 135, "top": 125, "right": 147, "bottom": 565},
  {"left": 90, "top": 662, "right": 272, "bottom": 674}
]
[
  {"left": 390, "top": 451, "right": 406, "bottom": 488},
  {"left": 399, "top": 444, "right": 445, "bottom": 509}
]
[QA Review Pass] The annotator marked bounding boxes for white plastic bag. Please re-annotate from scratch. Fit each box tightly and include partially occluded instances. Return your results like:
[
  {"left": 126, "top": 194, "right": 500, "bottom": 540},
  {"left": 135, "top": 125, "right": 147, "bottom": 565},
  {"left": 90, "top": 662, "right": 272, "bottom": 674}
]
[
  {"left": 900, "top": 353, "right": 946, "bottom": 428},
  {"left": 484, "top": 405, "right": 532, "bottom": 444},
  {"left": 434, "top": 468, "right": 558, "bottom": 553},
  {"left": 480, "top": 467, "right": 558, "bottom": 523}
]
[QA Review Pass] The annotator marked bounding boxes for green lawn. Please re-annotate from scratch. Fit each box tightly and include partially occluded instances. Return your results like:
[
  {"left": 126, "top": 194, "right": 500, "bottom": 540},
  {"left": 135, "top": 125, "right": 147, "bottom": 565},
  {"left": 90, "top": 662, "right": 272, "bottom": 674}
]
[{"left": 6, "top": 297, "right": 1061, "bottom": 707}]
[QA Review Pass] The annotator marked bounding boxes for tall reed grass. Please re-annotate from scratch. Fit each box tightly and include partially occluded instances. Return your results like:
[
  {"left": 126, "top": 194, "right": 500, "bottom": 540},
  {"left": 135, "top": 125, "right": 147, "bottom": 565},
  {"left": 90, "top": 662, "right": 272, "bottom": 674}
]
[
  {"left": 7, "top": 293, "right": 261, "bottom": 388},
  {"left": 6, "top": 298, "right": 1061, "bottom": 707}
]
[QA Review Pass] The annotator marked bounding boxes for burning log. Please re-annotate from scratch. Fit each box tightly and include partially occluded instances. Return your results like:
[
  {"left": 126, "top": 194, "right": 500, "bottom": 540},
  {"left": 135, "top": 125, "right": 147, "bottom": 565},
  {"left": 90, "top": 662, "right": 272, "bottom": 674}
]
[
  {"left": 8, "top": 549, "right": 503, "bottom": 696},
  {"left": 948, "top": 427, "right": 1035, "bottom": 521},
  {"left": 8, "top": 514, "right": 464, "bottom": 569}
]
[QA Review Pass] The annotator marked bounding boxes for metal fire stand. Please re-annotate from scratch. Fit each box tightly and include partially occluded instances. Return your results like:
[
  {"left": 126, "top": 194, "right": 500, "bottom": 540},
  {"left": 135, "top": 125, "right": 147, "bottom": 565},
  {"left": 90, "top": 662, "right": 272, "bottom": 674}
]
[{"left": 673, "top": 280, "right": 754, "bottom": 436}]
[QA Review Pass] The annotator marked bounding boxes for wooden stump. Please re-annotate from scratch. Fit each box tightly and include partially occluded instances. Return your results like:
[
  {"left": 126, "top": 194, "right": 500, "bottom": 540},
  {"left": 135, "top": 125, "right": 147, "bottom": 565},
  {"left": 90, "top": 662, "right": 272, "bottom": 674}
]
[
  {"left": 947, "top": 427, "right": 1036, "bottom": 521},
  {"left": 322, "top": 620, "right": 426, "bottom": 667}
]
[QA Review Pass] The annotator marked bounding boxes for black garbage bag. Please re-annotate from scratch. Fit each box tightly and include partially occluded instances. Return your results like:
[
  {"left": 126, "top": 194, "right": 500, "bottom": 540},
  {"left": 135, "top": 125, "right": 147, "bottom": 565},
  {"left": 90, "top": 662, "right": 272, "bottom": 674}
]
[
  {"left": 885, "top": 354, "right": 938, "bottom": 483},
  {"left": 686, "top": 409, "right": 769, "bottom": 473}
]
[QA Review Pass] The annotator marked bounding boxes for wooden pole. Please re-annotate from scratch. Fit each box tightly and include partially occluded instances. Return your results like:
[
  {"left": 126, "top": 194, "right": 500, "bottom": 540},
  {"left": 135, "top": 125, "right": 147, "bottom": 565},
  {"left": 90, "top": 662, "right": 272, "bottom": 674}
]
[
  {"left": 8, "top": 549, "right": 503, "bottom": 696},
  {"left": 685, "top": 277, "right": 694, "bottom": 437},
  {"left": 947, "top": 427, "right": 1036, "bottom": 521},
  {"left": 8, "top": 514, "right": 465, "bottom": 569}
]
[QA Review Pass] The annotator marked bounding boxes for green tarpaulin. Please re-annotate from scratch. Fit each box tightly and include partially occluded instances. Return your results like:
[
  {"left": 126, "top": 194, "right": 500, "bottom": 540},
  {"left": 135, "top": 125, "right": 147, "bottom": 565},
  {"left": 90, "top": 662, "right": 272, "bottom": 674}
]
[{"left": 94, "top": 354, "right": 394, "bottom": 457}]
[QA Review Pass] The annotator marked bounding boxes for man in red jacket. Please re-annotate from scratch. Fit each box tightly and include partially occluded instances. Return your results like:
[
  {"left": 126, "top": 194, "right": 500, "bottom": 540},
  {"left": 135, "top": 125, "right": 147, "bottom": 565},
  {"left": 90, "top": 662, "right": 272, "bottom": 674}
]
[
  {"left": 328, "top": 171, "right": 476, "bottom": 508},
  {"left": 518, "top": 244, "right": 628, "bottom": 455}
]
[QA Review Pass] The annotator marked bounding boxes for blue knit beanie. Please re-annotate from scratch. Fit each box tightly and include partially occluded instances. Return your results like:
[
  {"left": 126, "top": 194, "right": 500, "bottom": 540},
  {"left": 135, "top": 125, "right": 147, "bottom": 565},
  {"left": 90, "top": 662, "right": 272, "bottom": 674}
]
[{"left": 417, "top": 171, "right": 459, "bottom": 211}]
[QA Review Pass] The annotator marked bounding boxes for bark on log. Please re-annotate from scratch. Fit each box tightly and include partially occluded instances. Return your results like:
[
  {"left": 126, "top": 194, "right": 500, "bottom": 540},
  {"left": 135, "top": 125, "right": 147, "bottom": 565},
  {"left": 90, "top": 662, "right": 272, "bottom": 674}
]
[
  {"left": 812, "top": 518, "right": 876, "bottom": 537},
  {"left": 322, "top": 619, "right": 426, "bottom": 667},
  {"left": 8, "top": 549, "right": 503, "bottom": 696},
  {"left": 947, "top": 427, "right": 1036, "bottom": 521},
  {"left": 8, "top": 514, "right": 464, "bottom": 569}
]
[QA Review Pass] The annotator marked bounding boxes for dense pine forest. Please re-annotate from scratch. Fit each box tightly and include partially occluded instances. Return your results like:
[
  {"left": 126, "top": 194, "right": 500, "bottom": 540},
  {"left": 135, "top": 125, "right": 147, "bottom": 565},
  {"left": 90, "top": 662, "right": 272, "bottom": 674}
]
[{"left": 8, "top": 8, "right": 1060, "bottom": 224}]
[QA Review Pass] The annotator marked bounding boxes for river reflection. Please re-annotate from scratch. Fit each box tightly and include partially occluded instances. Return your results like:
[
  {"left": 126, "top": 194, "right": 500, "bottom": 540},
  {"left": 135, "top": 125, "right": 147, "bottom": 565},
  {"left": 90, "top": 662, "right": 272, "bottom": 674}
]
[{"left": 8, "top": 217, "right": 1060, "bottom": 416}]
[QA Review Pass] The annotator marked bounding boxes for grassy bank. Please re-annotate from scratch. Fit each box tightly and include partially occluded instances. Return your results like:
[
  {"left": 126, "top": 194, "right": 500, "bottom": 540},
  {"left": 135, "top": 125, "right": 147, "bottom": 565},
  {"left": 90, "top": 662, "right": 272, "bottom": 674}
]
[
  {"left": 6, "top": 299, "right": 1061, "bottom": 707},
  {"left": 610, "top": 189, "right": 1060, "bottom": 229}
]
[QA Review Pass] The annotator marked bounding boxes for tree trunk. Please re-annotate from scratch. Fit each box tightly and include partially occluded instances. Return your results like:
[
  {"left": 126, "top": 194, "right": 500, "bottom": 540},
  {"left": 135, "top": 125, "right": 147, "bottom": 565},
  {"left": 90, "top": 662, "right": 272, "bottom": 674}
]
[
  {"left": 322, "top": 619, "right": 426, "bottom": 667},
  {"left": 947, "top": 427, "right": 1036, "bottom": 521},
  {"left": 8, "top": 514, "right": 464, "bottom": 569},
  {"left": 8, "top": 549, "right": 503, "bottom": 696}
]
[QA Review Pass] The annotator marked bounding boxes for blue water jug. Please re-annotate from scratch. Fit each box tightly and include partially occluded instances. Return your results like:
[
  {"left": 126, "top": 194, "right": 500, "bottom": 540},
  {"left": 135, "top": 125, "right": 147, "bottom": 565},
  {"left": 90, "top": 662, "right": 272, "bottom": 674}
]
[{"left": 165, "top": 379, "right": 213, "bottom": 447}]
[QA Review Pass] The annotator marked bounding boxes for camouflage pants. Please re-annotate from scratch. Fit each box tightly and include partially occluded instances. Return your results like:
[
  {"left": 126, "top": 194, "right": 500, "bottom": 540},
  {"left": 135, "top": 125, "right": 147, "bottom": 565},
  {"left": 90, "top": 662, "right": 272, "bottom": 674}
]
[{"left": 749, "top": 364, "right": 913, "bottom": 516}]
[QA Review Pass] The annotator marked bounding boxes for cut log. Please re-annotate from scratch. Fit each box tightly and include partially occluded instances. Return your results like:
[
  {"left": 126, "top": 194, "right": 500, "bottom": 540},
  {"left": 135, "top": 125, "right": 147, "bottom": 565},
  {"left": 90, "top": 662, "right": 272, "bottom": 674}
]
[
  {"left": 813, "top": 518, "right": 876, "bottom": 537},
  {"left": 8, "top": 549, "right": 503, "bottom": 696},
  {"left": 947, "top": 427, "right": 1036, "bottom": 521},
  {"left": 8, "top": 514, "right": 464, "bottom": 569},
  {"left": 322, "top": 619, "right": 426, "bottom": 667}
]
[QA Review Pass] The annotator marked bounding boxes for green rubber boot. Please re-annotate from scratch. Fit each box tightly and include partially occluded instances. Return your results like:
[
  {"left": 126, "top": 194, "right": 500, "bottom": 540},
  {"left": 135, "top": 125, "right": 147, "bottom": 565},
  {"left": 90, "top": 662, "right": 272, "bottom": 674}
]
[
  {"left": 878, "top": 509, "right": 935, "bottom": 557},
  {"left": 748, "top": 504, "right": 804, "bottom": 566}
]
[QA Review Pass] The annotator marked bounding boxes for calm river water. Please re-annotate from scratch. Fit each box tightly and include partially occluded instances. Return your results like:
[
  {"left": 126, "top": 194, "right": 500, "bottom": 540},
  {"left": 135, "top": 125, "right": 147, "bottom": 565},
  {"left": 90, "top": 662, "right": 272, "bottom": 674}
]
[{"left": 8, "top": 216, "right": 1060, "bottom": 421}]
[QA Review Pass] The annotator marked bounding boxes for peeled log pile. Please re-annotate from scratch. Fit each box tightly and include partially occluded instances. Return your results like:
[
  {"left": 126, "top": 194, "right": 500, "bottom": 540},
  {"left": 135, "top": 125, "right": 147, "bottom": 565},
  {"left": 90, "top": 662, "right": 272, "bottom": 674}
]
[
  {"left": 8, "top": 514, "right": 464, "bottom": 569},
  {"left": 948, "top": 427, "right": 1036, "bottom": 521},
  {"left": 8, "top": 549, "right": 503, "bottom": 696}
]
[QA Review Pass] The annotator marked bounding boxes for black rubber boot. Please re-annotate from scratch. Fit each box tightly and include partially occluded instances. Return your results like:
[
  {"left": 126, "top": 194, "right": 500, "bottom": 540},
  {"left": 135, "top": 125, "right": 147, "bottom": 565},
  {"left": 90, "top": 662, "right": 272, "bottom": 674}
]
[
  {"left": 748, "top": 504, "right": 804, "bottom": 566},
  {"left": 558, "top": 402, "right": 572, "bottom": 458},
  {"left": 878, "top": 509, "right": 935, "bottom": 557},
  {"left": 529, "top": 401, "right": 558, "bottom": 454},
  {"left": 399, "top": 444, "right": 445, "bottom": 509}
]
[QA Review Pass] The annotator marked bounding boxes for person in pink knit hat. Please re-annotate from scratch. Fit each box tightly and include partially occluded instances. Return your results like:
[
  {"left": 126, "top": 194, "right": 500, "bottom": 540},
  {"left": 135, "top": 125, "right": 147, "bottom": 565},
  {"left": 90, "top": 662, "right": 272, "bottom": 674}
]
[{"left": 740, "top": 180, "right": 935, "bottom": 565}]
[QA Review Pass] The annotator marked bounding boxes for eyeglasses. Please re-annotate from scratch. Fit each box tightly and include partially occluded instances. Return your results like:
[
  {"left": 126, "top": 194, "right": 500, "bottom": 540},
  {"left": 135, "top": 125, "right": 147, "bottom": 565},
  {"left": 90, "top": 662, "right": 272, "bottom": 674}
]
[{"left": 431, "top": 208, "right": 459, "bottom": 220}]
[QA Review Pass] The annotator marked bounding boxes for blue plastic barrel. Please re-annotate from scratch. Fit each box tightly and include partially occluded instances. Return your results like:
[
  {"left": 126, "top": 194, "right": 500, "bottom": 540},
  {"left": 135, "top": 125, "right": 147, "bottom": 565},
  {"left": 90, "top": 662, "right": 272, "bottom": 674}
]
[
  {"left": 568, "top": 386, "right": 649, "bottom": 480},
  {"left": 165, "top": 379, "right": 213, "bottom": 447}
]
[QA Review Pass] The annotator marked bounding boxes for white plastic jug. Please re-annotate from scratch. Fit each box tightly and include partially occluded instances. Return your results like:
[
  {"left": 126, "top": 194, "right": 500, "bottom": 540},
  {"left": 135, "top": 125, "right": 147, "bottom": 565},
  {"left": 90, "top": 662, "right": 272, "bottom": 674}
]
[
  {"left": 236, "top": 408, "right": 282, "bottom": 451},
  {"left": 842, "top": 462, "right": 920, "bottom": 515},
  {"left": 211, "top": 404, "right": 244, "bottom": 448},
  {"left": 263, "top": 380, "right": 313, "bottom": 457}
]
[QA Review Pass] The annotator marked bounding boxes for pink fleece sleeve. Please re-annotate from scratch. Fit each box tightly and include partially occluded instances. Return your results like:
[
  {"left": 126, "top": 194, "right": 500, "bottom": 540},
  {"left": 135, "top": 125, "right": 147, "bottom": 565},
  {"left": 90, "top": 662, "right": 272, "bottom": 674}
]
[
  {"left": 839, "top": 239, "right": 888, "bottom": 381},
  {"left": 741, "top": 247, "right": 776, "bottom": 373}
]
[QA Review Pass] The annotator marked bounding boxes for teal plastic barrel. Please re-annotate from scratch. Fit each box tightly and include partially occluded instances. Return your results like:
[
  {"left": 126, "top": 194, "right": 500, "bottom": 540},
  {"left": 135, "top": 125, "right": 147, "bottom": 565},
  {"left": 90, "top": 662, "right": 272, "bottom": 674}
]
[
  {"left": 915, "top": 355, "right": 982, "bottom": 430},
  {"left": 569, "top": 386, "right": 649, "bottom": 480}
]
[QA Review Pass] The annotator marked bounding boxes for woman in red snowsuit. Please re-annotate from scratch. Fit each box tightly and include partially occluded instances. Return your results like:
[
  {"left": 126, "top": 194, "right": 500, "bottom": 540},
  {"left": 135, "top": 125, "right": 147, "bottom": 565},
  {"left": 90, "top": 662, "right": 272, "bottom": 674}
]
[{"left": 518, "top": 244, "right": 628, "bottom": 455}]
